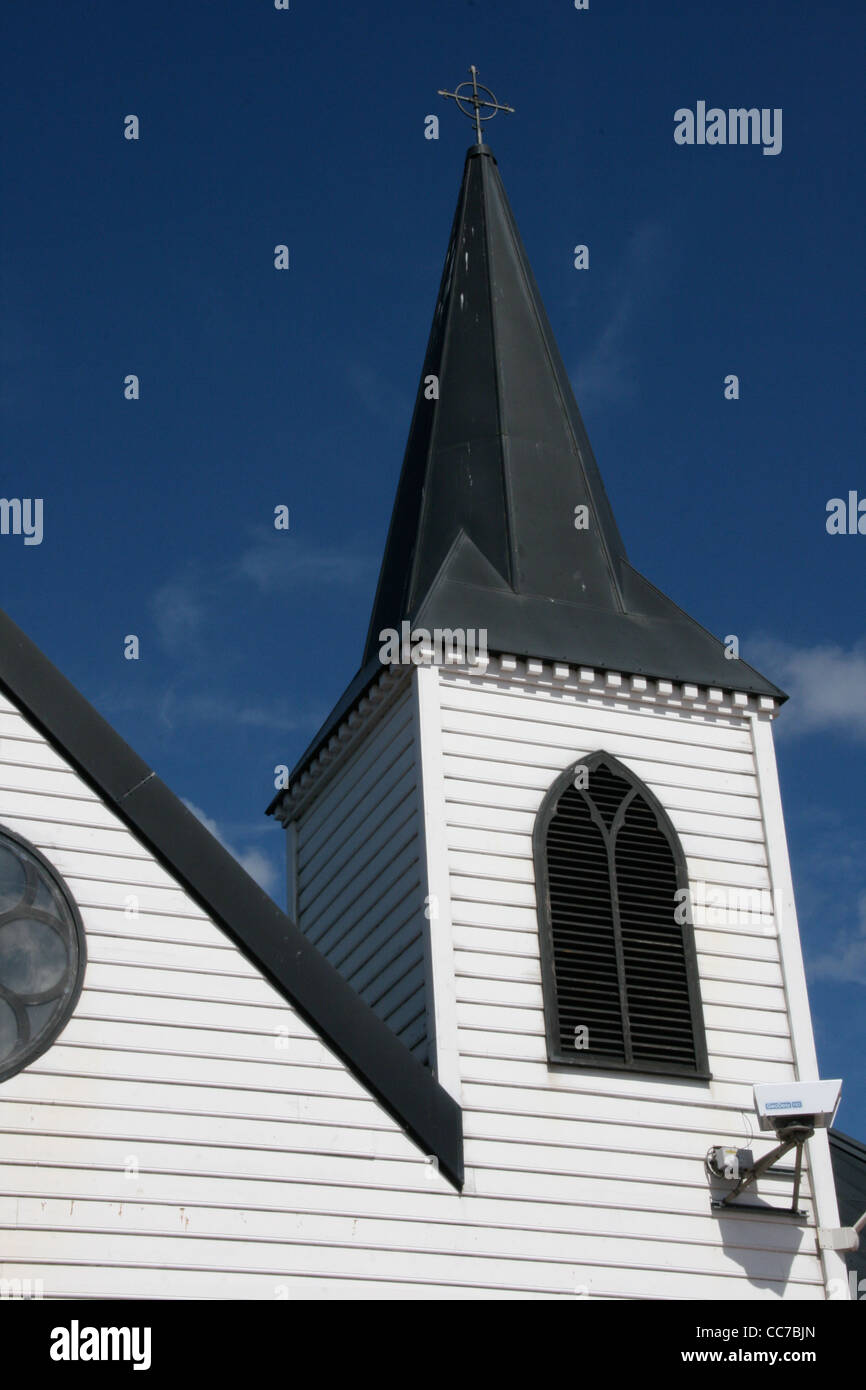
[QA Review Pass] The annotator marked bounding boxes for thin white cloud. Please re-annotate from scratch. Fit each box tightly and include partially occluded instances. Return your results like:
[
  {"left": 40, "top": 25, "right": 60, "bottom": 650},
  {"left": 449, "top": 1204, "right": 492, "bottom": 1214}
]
[
  {"left": 232, "top": 847, "right": 279, "bottom": 895},
  {"left": 149, "top": 535, "right": 374, "bottom": 655},
  {"left": 150, "top": 577, "right": 209, "bottom": 653},
  {"left": 809, "top": 891, "right": 866, "bottom": 984},
  {"left": 158, "top": 689, "right": 316, "bottom": 733},
  {"left": 234, "top": 532, "right": 374, "bottom": 593},
  {"left": 182, "top": 799, "right": 278, "bottom": 895},
  {"left": 750, "top": 637, "right": 866, "bottom": 740},
  {"left": 755, "top": 651, "right": 866, "bottom": 981},
  {"left": 572, "top": 221, "right": 669, "bottom": 412}
]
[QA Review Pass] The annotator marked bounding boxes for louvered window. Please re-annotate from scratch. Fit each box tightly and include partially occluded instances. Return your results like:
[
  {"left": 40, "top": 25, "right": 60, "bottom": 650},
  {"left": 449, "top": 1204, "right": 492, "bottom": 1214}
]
[{"left": 533, "top": 753, "right": 709, "bottom": 1078}]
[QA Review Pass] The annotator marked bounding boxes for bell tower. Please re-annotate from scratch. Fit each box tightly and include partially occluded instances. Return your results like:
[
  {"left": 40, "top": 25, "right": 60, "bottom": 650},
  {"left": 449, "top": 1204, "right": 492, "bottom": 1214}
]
[{"left": 268, "top": 84, "right": 847, "bottom": 1296}]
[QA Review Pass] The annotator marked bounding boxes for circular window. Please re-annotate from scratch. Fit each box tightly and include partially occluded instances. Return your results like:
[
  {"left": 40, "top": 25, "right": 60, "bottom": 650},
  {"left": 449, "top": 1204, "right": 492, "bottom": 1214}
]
[{"left": 0, "top": 828, "right": 86, "bottom": 1083}]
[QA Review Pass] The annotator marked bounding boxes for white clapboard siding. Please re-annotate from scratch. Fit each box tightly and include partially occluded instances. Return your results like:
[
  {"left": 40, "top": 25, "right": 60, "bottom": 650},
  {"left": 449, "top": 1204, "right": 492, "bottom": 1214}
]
[
  {"left": 415, "top": 664, "right": 833, "bottom": 1299},
  {"left": 0, "top": 1154, "right": 805, "bottom": 1227},
  {"left": 292, "top": 686, "right": 428, "bottom": 1060},
  {"left": 445, "top": 773, "right": 764, "bottom": 822},
  {"left": 445, "top": 752, "right": 759, "bottom": 798},
  {"left": 0, "top": 670, "right": 836, "bottom": 1301},
  {"left": 0, "top": 1184, "right": 814, "bottom": 1265}
]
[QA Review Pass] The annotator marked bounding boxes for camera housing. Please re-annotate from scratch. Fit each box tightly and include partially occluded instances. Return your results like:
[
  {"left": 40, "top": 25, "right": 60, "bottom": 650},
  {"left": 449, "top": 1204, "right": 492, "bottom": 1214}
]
[{"left": 753, "top": 1079, "right": 842, "bottom": 1133}]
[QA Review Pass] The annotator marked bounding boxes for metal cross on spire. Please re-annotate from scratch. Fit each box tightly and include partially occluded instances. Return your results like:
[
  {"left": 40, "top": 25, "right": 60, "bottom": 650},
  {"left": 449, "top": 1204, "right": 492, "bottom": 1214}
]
[{"left": 438, "top": 66, "right": 514, "bottom": 145}]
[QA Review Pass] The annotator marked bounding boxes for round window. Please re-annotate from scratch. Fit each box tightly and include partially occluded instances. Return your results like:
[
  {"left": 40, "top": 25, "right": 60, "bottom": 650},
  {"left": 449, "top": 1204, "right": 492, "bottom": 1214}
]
[{"left": 0, "top": 828, "right": 86, "bottom": 1083}]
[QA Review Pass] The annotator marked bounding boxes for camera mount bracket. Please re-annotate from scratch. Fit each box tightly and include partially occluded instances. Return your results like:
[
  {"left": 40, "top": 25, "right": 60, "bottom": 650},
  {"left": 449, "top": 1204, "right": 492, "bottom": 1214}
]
[{"left": 708, "top": 1119, "right": 815, "bottom": 1216}]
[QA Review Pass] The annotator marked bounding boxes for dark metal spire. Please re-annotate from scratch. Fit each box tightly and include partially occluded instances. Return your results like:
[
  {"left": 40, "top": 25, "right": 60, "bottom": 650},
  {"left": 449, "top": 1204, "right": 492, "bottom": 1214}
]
[
  {"left": 272, "top": 139, "right": 784, "bottom": 802},
  {"left": 438, "top": 66, "right": 514, "bottom": 146},
  {"left": 360, "top": 143, "right": 784, "bottom": 700}
]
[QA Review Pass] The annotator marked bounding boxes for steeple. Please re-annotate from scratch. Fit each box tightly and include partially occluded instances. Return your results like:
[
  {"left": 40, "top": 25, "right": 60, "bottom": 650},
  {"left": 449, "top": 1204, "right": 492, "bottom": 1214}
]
[{"left": 363, "top": 143, "right": 783, "bottom": 701}]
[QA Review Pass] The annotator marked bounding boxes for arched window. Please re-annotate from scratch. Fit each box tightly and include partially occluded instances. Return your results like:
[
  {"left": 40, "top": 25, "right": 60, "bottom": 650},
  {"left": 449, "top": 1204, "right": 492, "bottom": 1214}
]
[
  {"left": 533, "top": 752, "right": 709, "bottom": 1078},
  {"left": 0, "top": 826, "right": 86, "bottom": 1084}
]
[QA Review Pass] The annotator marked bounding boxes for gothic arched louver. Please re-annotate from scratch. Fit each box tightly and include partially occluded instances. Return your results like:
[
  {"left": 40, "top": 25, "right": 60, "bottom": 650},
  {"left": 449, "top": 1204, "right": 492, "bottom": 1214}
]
[
  {"left": 0, "top": 826, "right": 86, "bottom": 1083},
  {"left": 534, "top": 753, "right": 709, "bottom": 1078}
]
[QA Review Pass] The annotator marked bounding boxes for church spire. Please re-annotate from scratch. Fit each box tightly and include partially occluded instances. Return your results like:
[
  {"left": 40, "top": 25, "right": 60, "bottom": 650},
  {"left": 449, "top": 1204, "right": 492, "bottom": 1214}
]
[{"left": 363, "top": 139, "right": 782, "bottom": 700}]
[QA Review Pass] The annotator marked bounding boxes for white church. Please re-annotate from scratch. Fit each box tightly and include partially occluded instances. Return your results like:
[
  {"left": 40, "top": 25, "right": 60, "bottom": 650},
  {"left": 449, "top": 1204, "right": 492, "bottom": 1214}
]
[{"left": 0, "top": 133, "right": 853, "bottom": 1300}]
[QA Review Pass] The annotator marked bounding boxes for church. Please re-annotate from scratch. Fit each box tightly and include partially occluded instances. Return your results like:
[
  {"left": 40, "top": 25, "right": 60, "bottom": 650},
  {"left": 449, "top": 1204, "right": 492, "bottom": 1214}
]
[{"left": 0, "top": 114, "right": 855, "bottom": 1298}]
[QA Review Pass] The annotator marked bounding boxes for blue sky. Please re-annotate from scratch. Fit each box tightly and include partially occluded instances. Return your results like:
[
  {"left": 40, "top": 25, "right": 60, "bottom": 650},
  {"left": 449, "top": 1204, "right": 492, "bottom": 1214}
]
[{"left": 2, "top": 2, "right": 864, "bottom": 1136}]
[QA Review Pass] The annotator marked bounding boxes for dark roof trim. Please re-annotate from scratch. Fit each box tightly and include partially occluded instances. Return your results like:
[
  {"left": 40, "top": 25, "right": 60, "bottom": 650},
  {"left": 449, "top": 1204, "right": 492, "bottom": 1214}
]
[
  {"left": 0, "top": 608, "right": 463, "bottom": 1189},
  {"left": 266, "top": 655, "right": 382, "bottom": 817},
  {"left": 829, "top": 1127, "right": 866, "bottom": 1165}
]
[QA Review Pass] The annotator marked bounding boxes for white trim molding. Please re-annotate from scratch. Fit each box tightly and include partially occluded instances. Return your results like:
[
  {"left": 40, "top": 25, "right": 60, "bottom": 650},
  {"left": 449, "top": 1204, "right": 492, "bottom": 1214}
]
[
  {"left": 456, "top": 653, "right": 778, "bottom": 720},
  {"left": 413, "top": 662, "right": 463, "bottom": 1105},
  {"left": 750, "top": 712, "right": 851, "bottom": 1299}
]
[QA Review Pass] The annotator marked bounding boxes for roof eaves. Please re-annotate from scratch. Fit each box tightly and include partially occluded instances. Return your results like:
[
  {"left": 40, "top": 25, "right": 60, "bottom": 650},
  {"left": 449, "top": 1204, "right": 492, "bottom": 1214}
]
[{"left": 266, "top": 654, "right": 385, "bottom": 817}]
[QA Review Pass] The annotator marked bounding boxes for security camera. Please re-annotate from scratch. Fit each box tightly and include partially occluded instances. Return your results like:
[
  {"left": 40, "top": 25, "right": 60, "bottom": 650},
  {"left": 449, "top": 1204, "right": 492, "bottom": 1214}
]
[
  {"left": 709, "top": 1079, "right": 843, "bottom": 1214},
  {"left": 753, "top": 1079, "right": 842, "bottom": 1133}
]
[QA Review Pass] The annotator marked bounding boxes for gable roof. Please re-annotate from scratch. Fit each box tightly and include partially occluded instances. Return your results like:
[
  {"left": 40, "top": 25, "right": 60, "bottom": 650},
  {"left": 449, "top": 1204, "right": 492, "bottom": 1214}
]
[
  {"left": 363, "top": 143, "right": 785, "bottom": 699},
  {"left": 0, "top": 605, "right": 463, "bottom": 1188}
]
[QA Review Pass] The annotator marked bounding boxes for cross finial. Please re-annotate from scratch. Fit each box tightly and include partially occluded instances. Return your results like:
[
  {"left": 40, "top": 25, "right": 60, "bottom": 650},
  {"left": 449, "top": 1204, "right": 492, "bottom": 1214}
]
[{"left": 438, "top": 65, "right": 514, "bottom": 145}]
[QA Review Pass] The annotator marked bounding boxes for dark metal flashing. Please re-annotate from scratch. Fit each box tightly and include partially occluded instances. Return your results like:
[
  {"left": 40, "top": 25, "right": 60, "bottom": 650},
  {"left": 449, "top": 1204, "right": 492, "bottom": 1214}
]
[
  {"left": 829, "top": 1126, "right": 866, "bottom": 1166},
  {"left": 358, "top": 142, "right": 785, "bottom": 701},
  {"left": 828, "top": 1127, "right": 866, "bottom": 1288},
  {"left": 0, "top": 607, "right": 463, "bottom": 1189},
  {"left": 415, "top": 550, "right": 785, "bottom": 698}
]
